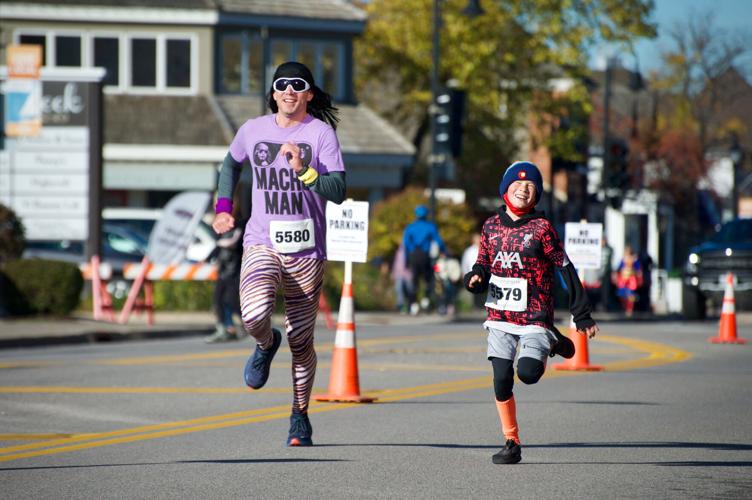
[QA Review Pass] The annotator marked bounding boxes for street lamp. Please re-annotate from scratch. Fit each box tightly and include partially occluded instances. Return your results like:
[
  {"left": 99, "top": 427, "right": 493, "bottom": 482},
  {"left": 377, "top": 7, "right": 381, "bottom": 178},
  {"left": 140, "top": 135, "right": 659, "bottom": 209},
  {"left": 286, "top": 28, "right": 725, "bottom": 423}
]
[{"left": 429, "top": 0, "right": 484, "bottom": 220}]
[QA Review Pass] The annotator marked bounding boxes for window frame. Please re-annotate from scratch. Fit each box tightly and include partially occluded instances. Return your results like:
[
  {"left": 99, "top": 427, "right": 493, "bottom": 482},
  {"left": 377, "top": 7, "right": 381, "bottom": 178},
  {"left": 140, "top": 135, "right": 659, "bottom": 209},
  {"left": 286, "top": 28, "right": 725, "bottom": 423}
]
[
  {"left": 218, "top": 30, "right": 264, "bottom": 96},
  {"left": 272, "top": 38, "right": 345, "bottom": 100},
  {"left": 88, "top": 31, "right": 124, "bottom": 91},
  {"left": 13, "top": 29, "right": 197, "bottom": 95},
  {"left": 218, "top": 32, "right": 345, "bottom": 101}
]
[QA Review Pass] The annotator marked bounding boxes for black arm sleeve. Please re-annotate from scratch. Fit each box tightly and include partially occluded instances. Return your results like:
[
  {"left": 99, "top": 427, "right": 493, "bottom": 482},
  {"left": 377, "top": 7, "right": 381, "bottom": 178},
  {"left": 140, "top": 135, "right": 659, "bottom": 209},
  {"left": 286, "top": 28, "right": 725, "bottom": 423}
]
[
  {"left": 463, "top": 263, "right": 491, "bottom": 294},
  {"left": 308, "top": 171, "right": 346, "bottom": 204},
  {"left": 217, "top": 152, "right": 242, "bottom": 200},
  {"left": 560, "top": 263, "right": 595, "bottom": 330}
]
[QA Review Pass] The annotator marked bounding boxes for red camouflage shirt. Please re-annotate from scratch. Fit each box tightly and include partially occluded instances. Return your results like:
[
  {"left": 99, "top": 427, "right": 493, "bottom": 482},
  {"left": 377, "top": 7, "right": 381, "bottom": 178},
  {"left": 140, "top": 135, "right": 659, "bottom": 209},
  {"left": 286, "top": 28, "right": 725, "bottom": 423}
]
[{"left": 477, "top": 210, "right": 569, "bottom": 329}]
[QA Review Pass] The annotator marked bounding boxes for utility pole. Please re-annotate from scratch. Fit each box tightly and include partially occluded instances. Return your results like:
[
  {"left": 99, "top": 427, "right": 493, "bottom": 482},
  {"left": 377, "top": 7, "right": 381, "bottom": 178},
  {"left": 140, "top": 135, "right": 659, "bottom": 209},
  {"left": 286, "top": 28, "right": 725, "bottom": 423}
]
[
  {"left": 601, "top": 59, "right": 612, "bottom": 199},
  {"left": 428, "top": 0, "right": 441, "bottom": 221}
]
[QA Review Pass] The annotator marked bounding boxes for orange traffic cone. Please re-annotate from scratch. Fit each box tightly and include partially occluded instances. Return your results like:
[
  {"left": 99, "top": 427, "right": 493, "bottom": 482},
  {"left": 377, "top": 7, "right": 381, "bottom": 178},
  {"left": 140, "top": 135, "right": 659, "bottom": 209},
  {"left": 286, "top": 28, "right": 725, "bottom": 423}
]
[
  {"left": 314, "top": 280, "right": 375, "bottom": 403},
  {"left": 553, "top": 316, "right": 604, "bottom": 371},
  {"left": 709, "top": 273, "right": 746, "bottom": 344}
]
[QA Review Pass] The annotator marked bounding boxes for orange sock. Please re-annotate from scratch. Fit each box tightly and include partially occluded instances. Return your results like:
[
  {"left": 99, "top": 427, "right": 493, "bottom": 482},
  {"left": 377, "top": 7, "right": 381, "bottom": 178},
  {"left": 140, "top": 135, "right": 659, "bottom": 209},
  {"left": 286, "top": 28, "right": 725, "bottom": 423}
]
[{"left": 495, "top": 396, "right": 520, "bottom": 444}]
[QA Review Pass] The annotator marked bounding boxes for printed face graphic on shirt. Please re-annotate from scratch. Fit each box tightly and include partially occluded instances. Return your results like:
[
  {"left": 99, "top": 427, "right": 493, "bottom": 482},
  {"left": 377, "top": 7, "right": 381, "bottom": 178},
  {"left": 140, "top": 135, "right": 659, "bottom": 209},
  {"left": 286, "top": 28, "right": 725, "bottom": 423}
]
[
  {"left": 251, "top": 141, "right": 313, "bottom": 216},
  {"left": 251, "top": 141, "right": 313, "bottom": 168}
]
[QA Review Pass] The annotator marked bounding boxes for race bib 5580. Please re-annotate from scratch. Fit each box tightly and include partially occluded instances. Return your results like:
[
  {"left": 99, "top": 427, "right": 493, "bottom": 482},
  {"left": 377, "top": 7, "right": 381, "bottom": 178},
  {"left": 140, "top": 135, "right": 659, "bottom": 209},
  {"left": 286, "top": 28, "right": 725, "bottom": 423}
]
[{"left": 269, "top": 219, "right": 314, "bottom": 253}]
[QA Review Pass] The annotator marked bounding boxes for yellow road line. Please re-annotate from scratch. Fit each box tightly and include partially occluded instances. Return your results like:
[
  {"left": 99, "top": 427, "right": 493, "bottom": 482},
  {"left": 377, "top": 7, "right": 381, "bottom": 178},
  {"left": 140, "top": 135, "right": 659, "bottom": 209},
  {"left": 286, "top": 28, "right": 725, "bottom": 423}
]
[
  {"left": 0, "top": 334, "right": 691, "bottom": 462},
  {"left": 0, "top": 434, "right": 95, "bottom": 441},
  {"left": 0, "top": 386, "right": 290, "bottom": 394}
]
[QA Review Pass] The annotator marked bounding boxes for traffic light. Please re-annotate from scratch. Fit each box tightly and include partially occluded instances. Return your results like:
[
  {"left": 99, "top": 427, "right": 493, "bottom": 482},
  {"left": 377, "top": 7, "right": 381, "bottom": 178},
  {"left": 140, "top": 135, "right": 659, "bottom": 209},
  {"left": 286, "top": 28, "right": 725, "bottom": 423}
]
[
  {"left": 433, "top": 87, "right": 466, "bottom": 159},
  {"left": 606, "top": 138, "right": 630, "bottom": 191}
]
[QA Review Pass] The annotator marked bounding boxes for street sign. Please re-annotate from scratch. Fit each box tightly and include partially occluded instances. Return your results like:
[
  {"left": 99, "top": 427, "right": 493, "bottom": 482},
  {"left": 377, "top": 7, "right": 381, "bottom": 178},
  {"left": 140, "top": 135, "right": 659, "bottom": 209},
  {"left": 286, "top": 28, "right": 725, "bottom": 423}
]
[
  {"left": 326, "top": 200, "right": 369, "bottom": 263},
  {"left": 4, "top": 45, "right": 43, "bottom": 137},
  {"left": 564, "top": 222, "right": 603, "bottom": 270}
]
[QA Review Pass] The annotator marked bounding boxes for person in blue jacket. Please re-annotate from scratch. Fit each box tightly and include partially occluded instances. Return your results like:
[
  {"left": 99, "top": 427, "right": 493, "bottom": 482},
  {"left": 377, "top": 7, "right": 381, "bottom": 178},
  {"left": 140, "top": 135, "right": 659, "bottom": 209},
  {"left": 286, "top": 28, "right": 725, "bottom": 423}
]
[{"left": 402, "top": 204, "right": 446, "bottom": 314}]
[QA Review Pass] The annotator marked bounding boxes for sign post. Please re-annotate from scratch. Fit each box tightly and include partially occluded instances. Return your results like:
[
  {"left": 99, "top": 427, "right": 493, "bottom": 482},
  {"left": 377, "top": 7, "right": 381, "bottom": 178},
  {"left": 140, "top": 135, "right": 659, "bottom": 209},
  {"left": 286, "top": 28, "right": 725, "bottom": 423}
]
[{"left": 554, "top": 220, "right": 604, "bottom": 372}]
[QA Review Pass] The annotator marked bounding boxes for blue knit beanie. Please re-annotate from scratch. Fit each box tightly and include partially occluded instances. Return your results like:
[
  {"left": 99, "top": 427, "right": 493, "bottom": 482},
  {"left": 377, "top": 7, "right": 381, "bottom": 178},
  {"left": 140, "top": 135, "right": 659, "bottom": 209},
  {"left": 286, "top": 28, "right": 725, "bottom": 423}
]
[
  {"left": 414, "top": 204, "right": 429, "bottom": 219},
  {"left": 499, "top": 161, "right": 543, "bottom": 205}
]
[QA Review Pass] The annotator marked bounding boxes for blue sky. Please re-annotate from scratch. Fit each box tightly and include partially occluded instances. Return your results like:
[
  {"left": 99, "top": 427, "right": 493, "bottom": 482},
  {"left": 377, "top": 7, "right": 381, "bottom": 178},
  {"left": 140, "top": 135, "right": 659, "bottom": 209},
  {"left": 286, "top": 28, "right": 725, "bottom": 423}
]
[{"left": 591, "top": 0, "right": 752, "bottom": 79}]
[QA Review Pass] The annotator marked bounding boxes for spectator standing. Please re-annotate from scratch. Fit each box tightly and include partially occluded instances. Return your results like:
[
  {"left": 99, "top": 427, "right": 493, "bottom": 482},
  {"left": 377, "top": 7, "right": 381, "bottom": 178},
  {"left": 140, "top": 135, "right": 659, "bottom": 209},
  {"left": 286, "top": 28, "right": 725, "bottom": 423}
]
[
  {"left": 462, "top": 234, "right": 485, "bottom": 309},
  {"left": 391, "top": 243, "right": 412, "bottom": 313},
  {"left": 402, "top": 204, "right": 446, "bottom": 314},
  {"left": 613, "top": 245, "right": 642, "bottom": 317}
]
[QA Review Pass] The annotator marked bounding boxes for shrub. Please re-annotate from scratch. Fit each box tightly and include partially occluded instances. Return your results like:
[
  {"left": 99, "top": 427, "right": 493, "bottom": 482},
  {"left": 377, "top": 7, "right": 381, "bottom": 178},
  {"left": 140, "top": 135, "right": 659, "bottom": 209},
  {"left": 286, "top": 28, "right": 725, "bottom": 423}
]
[
  {"left": 152, "top": 281, "right": 214, "bottom": 311},
  {"left": 0, "top": 204, "right": 25, "bottom": 263},
  {"left": 2, "top": 259, "right": 83, "bottom": 315},
  {"left": 323, "top": 261, "right": 394, "bottom": 311},
  {"left": 369, "top": 187, "right": 477, "bottom": 264}
]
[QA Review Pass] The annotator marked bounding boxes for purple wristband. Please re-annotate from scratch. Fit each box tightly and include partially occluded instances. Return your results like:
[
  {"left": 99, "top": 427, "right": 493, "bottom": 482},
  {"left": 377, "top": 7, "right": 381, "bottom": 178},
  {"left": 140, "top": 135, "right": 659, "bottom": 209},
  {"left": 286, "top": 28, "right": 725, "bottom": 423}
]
[{"left": 215, "top": 197, "right": 232, "bottom": 214}]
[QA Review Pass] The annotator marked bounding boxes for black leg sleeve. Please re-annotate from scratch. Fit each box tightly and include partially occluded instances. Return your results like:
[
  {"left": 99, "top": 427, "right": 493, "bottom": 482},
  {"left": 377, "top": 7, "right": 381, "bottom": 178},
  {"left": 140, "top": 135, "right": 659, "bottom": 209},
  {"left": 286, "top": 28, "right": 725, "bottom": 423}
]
[{"left": 491, "top": 357, "right": 515, "bottom": 401}]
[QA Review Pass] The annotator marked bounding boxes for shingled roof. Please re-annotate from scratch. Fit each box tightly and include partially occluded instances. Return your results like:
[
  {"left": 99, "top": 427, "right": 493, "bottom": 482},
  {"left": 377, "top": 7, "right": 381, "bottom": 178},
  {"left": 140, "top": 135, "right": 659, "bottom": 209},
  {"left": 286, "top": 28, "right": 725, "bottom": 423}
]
[
  {"left": 216, "top": 96, "right": 414, "bottom": 156},
  {"left": 218, "top": 0, "right": 366, "bottom": 21},
  {"left": 8, "top": 0, "right": 366, "bottom": 22},
  {"left": 104, "top": 95, "right": 231, "bottom": 146}
]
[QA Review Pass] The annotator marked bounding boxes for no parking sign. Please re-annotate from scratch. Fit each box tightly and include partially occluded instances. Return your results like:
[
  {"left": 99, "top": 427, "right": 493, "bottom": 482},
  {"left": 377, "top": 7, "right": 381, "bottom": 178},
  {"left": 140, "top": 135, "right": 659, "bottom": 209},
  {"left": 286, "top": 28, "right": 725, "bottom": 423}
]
[
  {"left": 564, "top": 222, "right": 603, "bottom": 270},
  {"left": 326, "top": 200, "right": 369, "bottom": 263}
]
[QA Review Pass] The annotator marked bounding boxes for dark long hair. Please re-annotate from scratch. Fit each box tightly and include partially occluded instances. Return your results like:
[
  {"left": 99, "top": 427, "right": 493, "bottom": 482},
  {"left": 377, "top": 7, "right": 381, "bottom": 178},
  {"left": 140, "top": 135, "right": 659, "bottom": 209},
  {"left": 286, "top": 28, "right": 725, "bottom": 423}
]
[{"left": 267, "top": 85, "right": 339, "bottom": 130}]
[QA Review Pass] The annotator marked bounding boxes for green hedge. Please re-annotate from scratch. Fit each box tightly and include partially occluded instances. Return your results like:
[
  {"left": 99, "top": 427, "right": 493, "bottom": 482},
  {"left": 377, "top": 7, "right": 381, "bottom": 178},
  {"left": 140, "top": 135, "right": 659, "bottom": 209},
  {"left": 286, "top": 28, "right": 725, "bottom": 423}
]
[
  {"left": 1, "top": 259, "right": 83, "bottom": 315},
  {"left": 152, "top": 281, "right": 214, "bottom": 311},
  {"left": 323, "top": 261, "right": 394, "bottom": 311}
]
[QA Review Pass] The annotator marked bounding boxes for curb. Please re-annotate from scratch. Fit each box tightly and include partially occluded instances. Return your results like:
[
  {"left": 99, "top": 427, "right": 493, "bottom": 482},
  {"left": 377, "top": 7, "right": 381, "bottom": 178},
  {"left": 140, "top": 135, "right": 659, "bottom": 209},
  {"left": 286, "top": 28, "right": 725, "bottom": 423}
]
[{"left": 0, "top": 327, "right": 214, "bottom": 350}]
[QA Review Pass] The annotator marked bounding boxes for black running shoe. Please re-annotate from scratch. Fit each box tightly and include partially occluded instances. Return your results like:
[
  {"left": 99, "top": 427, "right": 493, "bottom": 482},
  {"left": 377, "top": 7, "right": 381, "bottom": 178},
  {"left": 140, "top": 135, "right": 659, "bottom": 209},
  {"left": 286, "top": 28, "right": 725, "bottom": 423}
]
[
  {"left": 549, "top": 326, "right": 575, "bottom": 359},
  {"left": 492, "top": 439, "right": 522, "bottom": 464},
  {"left": 244, "top": 328, "right": 282, "bottom": 389},
  {"left": 287, "top": 412, "right": 313, "bottom": 447}
]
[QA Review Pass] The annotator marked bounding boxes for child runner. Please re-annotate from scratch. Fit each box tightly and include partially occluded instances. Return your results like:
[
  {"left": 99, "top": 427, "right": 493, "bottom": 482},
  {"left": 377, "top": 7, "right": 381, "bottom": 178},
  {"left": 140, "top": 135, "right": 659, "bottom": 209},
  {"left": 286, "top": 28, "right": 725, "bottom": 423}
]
[
  {"left": 464, "top": 161, "right": 599, "bottom": 464},
  {"left": 212, "top": 61, "right": 346, "bottom": 446}
]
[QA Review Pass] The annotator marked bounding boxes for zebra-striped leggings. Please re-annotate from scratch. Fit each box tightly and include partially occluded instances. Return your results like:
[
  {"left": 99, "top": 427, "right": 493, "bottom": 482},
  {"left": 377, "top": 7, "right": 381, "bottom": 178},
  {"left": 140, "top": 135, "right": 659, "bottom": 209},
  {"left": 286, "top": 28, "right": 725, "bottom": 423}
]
[{"left": 239, "top": 244, "right": 324, "bottom": 413}]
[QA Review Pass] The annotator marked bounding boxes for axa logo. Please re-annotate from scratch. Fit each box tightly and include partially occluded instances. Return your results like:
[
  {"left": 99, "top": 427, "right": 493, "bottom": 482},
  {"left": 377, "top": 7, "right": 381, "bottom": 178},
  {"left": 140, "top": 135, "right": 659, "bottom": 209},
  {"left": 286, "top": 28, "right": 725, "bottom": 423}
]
[{"left": 492, "top": 251, "right": 524, "bottom": 269}]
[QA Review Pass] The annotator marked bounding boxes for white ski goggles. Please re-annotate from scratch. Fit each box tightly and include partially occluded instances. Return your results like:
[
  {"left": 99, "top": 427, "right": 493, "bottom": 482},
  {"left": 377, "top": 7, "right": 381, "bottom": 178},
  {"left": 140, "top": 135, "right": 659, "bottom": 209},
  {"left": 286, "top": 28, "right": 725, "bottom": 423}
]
[{"left": 272, "top": 77, "right": 311, "bottom": 93}]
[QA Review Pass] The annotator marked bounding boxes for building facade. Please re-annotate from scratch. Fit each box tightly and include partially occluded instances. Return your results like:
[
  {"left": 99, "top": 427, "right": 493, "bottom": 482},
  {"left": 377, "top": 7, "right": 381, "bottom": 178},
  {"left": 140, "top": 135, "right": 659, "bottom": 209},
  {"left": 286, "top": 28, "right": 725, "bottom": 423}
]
[{"left": 0, "top": 0, "right": 415, "bottom": 210}]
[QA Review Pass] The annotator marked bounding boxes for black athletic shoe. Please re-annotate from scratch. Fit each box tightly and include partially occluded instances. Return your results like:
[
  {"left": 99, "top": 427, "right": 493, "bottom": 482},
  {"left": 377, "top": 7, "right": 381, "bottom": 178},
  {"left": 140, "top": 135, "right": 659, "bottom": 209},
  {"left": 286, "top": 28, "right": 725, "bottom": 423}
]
[
  {"left": 287, "top": 412, "right": 313, "bottom": 447},
  {"left": 549, "top": 326, "right": 575, "bottom": 359},
  {"left": 492, "top": 439, "right": 522, "bottom": 464},
  {"left": 244, "top": 328, "right": 282, "bottom": 389}
]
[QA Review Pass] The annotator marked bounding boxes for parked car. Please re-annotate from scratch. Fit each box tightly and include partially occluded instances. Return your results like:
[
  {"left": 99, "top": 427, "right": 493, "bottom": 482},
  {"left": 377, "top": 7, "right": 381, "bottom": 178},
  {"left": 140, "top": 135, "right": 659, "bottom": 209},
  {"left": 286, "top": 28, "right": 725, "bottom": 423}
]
[
  {"left": 102, "top": 207, "right": 217, "bottom": 262},
  {"left": 22, "top": 223, "right": 148, "bottom": 274},
  {"left": 682, "top": 218, "right": 752, "bottom": 319}
]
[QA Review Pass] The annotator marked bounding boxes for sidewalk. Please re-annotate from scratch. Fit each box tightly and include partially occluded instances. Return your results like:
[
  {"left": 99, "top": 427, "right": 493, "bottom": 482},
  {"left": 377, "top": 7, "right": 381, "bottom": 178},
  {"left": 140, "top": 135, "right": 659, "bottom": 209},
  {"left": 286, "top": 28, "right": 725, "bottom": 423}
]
[
  {"left": 0, "top": 308, "right": 748, "bottom": 350},
  {"left": 0, "top": 309, "right": 456, "bottom": 349}
]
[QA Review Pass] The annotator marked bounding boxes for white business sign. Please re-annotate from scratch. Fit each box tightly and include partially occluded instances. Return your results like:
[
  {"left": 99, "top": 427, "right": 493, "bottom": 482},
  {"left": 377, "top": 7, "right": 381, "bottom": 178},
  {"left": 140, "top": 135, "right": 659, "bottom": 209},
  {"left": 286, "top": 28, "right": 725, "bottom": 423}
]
[
  {"left": 564, "top": 222, "right": 603, "bottom": 270},
  {"left": 326, "top": 200, "right": 369, "bottom": 263}
]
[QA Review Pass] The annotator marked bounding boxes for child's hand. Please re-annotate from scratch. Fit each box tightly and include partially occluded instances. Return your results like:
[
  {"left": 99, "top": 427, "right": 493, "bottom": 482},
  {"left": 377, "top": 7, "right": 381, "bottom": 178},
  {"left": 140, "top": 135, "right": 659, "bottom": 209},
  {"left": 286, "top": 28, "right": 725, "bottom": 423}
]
[
  {"left": 578, "top": 323, "right": 599, "bottom": 339},
  {"left": 467, "top": 274, "right": 482, "bottom": 290}
]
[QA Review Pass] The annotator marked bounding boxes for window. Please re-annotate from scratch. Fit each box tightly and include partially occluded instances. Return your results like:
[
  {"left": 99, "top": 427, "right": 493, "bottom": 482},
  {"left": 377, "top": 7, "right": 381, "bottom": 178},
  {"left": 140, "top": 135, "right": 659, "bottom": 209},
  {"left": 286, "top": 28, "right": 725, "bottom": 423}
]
[
  {"left": 19, "top": 34, "right": 46, "bottom": 65},
  {"left": 297, "top": 43, "right": 316, "bottom": 74},
  {"left": 94, "top": 37, "right": 119, "bottom": 86},
  {"left": 220, "top": 34, "right": 263, "bottom": 94},
  {"left": 131, "top": 38, "right": 156, "bottom": 87},
  {"left": 55, "top": 35, "right": 81, "bottom": 67},
  {"left": 271, "top": 41, "right": 293, "bottom": 69},
  {"left": 222, "top": 37, "right": 242, "bottom": 93},
  {"left": 14, "top": 30, "right": 194, "bottom": 93},
  {"left": 166, "top": 39, "right": 190, "bottom": 88},
  {"left": 247, "top": 39, "right": 263, "bottom": 93},
  {"left": 266, "top": 39, "right": 344, "bottom": 99},
  {"left": 320, "top": 43, "right": 341, "bottom": 98}
]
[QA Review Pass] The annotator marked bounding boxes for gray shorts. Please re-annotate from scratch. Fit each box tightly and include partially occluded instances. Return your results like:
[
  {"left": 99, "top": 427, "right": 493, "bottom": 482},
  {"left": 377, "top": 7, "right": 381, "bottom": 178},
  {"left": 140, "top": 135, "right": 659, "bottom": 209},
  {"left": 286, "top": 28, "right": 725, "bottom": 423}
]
[{"left": 486, "top": 326, "right": 555, "bottom": 362}]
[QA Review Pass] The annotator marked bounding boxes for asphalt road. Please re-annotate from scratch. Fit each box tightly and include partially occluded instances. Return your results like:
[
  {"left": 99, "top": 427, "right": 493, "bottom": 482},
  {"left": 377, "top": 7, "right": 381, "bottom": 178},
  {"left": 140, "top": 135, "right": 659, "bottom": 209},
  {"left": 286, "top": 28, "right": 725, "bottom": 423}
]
[{"left": 1, "top": 318, "right": 750, "bottom": 499}]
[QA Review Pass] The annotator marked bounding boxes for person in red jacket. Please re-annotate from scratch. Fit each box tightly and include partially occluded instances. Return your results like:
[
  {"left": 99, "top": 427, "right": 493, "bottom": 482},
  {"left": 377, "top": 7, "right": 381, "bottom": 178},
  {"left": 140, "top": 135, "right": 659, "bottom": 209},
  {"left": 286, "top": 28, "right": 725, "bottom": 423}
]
[{"left": 464, "top": 161, "right": 599, "bottom": 465}]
